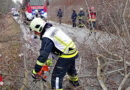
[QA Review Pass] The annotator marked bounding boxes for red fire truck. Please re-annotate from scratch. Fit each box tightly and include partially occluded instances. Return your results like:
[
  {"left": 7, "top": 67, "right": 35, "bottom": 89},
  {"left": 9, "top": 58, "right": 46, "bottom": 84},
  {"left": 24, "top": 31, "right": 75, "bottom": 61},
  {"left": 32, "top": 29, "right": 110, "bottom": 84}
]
[{"left": 22, "top": 0, "right": 49, "bottom": 21}]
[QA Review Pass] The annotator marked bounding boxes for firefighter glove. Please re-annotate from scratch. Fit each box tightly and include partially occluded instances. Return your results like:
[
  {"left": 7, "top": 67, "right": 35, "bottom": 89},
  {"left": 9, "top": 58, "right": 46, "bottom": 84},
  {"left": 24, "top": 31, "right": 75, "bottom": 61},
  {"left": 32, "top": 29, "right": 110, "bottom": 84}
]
[
  {"left": 32, "top": 70, "right": 40, "bottom": 80},
  {"left": 46, "top": 58, "right": 53, "bottom": 66}
]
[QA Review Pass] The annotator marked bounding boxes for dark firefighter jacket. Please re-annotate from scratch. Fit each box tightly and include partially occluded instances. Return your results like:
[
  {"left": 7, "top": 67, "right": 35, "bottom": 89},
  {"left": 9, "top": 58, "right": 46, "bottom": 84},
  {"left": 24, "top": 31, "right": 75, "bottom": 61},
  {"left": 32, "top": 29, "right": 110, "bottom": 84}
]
[
  {"left": 71, "top": 10, "right": 77, "bottom": 21},
  {"left": 78, "top": 10, "right": 85, "bottom": 17},
  {"left": 57, "top": 9, "right": 63, "bottom": 18}
]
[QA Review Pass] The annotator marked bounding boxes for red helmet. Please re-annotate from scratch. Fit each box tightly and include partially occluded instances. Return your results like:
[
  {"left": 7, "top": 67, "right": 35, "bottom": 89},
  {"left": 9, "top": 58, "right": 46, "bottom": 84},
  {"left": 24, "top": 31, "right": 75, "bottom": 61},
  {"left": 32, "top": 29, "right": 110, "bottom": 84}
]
[{"left": 90, "top": 6, "right": 95, "bottom": 11}]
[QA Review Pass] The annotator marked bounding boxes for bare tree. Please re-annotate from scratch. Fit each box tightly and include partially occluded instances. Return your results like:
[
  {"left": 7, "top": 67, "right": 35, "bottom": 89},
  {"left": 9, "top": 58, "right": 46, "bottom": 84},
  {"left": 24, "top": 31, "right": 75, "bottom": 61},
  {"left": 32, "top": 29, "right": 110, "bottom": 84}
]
[{"left": 83, "top": 0, "right": 130, "bottom": 89}]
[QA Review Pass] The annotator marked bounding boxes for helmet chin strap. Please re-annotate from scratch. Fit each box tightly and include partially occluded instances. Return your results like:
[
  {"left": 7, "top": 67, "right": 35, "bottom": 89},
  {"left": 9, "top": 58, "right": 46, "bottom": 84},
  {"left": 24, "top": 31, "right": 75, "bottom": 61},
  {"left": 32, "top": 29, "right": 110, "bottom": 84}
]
[
  {"left": 40, "top": 26, "right": 46, "bottom": 40},
  {"left": 39, "top": 26, "right": 43, "bottom": 33},
  {"left": 34, "top": 31, "right": 40, "bottom": 36}
]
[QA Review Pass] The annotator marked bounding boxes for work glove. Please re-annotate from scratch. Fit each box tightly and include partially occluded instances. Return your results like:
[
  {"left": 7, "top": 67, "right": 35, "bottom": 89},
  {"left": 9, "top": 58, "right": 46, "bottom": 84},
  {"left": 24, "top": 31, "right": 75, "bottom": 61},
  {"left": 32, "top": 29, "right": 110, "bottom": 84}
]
[
  {"left": 32, "top": 70, "right": 41, "bottom": 80},
  {"left": 46, "top": 58, "right": 53, "bottom": 66}
]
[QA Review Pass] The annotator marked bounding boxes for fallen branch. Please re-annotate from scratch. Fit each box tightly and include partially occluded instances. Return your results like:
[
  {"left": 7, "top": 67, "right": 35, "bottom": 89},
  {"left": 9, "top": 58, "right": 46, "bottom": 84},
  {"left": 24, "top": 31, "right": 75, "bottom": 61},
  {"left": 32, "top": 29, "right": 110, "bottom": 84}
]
[
  {"left": 0, "top": 73, "right": 24, "bottom": 78},
  {"left": 77, "top": 57, "right": 82, "bottom": 74},
  {"left": 126, "top": 61, "right": 130, "bottom": 66},
  {"left": 20, "top": 46, "right": 28, "bottom": 90},
  {"left": 103, "top": 68, "right": 124, "bottom": 75},
  {"left": 96, "top": 56, "right": 108, "bottom": 90},
  {"left": 122, "top": 0, "right": 130, "bottom": 41},
  {"left": 20, "top": 69, "right": 28, "bottom": 90},
  {"left": 118, "top": 72, "right": 130, "bottom": 90},
  {"left": 79, "top": 74, "right": 97, "bottom": 78},
  {"left": 97, "top": 42, "right": 123, "bottom": 60},
  {"left": 98, "top": 54, "right": 122, "bottom": 62}
]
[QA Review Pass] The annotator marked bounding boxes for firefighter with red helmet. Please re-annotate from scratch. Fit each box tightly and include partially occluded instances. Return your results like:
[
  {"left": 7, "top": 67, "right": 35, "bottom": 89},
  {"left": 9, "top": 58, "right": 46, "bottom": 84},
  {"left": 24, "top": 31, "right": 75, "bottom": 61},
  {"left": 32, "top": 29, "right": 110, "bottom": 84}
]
[
  {"left": 30, "top": 18, "right": 80, "bottom": 90},
  {"left": 88, "top": 6, "right": 96, "bottom": 35}
]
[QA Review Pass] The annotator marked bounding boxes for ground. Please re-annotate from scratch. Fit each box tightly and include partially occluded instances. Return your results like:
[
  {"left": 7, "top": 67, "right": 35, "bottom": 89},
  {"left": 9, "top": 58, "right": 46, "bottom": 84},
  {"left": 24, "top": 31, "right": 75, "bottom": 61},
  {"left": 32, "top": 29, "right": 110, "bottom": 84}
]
[
  {"left": 0, "top": 14, "right": 23, "bottom": 89},
  {"left": 0, "top": 13, "right": 130, "bottom": 90}
]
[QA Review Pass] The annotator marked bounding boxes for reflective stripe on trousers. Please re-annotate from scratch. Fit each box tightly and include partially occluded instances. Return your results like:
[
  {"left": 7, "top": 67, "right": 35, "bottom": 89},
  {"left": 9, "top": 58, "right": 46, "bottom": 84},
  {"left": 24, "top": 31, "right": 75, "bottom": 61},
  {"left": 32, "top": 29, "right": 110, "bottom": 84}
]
[{"left": 56, "top": 77, "right": 59, "bottom": 89}]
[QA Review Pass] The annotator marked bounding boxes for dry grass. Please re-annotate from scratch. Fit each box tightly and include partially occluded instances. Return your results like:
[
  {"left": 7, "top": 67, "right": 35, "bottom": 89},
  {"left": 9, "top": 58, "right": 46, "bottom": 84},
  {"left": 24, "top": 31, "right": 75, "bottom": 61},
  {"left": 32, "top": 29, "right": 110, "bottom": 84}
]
[{"left": 0, "top": 14, "right": 22, "bottom": 90}]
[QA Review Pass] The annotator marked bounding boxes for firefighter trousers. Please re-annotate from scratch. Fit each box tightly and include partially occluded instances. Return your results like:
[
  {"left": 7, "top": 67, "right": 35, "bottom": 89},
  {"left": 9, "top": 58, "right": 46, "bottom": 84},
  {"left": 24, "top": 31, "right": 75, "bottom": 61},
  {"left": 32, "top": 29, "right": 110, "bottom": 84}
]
[{"left": 51, "top": 54, "right": 78, "bottom": 89}]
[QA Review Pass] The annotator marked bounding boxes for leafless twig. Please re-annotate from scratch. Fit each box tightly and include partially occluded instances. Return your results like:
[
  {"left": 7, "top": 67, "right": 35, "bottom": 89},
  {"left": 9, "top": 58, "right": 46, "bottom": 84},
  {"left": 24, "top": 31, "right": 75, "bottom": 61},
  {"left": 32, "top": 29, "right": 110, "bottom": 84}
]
[{"left": 118, "top": 72, "right": 130, "bottom": 90}]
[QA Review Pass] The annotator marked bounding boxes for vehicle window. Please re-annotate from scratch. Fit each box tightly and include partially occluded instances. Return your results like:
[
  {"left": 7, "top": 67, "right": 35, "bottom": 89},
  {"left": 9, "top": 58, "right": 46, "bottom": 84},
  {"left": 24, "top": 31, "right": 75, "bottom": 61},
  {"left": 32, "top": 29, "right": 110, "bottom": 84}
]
[{"left": 29, "top": 0, "right": 45, "bottom": 6}]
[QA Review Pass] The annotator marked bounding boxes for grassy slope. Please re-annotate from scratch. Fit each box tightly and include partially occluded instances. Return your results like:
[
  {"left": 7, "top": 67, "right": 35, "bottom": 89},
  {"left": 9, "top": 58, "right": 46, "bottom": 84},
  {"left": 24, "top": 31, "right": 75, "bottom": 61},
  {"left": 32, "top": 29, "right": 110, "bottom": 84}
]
[{"left": 0, "top": 14, "right": 22, "bottom": 89}]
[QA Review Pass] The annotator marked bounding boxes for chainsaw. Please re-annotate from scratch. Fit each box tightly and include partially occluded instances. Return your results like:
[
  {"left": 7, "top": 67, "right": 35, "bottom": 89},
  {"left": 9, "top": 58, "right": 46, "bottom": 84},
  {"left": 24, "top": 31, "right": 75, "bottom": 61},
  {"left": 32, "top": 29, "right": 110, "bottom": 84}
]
[
  {"left": 37, "top": 64, "right": 49, "bottom": 82},
  {"left": 30, "top": 64, "right": 49, "bottom": 89},
  {"left": 32, "top": 64, "right": 49, "bottom": 83}
]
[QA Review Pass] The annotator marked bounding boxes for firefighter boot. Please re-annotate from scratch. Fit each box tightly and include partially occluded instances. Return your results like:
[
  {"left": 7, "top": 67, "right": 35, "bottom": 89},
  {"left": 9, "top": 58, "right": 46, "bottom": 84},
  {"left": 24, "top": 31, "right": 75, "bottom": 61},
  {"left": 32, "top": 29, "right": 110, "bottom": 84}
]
[
  {"left": 69, "top": 75, "right": 80, "bottom": 87},
  {"left": 69, "top": 80, "right": 80, "bottom": 87},
  {"left": 89, "top": 30, "right": 92, "bottom": 36},
  {"left": 94, "top": 30, "right": 96, "bottom": 35}
]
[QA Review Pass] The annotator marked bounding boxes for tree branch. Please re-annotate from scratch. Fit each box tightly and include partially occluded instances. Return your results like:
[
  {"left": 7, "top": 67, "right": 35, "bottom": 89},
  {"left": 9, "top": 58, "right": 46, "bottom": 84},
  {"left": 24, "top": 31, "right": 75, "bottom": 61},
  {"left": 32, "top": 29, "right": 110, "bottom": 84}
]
[
  {"left": 96, "top": 56, "right": 108, "bottom": 90},
  {"left": 118, "top": 72, "right": 130, "bottom": 90}
]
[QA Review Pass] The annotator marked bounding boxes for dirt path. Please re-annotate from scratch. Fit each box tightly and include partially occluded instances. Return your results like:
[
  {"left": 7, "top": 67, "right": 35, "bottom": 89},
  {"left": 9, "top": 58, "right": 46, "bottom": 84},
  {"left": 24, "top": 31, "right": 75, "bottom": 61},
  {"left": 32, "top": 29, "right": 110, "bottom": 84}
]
[{"left": 16, "top": 17, "right": 130, "bottom": 90}]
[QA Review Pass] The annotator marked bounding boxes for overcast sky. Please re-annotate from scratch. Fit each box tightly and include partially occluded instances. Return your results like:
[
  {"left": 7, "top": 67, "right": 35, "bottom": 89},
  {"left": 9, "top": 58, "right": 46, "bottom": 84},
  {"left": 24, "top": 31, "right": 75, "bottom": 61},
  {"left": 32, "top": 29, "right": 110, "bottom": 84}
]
[{"left": 12, "top": 0, "right": 22, "bottom": 3}]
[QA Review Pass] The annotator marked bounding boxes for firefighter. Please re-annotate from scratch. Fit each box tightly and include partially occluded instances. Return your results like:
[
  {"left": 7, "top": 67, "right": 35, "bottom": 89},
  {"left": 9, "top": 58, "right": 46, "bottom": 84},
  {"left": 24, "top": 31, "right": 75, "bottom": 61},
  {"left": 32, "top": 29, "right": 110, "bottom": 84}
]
[
  {"left": 71, "top": 10, "right": 77, "bottom": 27},
  {"left": 57, "top": 8, "right": 63, "bottom": 24},
  {"left": 30, "top": 18, "right": 80, "bottom": 90},
  {"left": 35, "top": 9, "right": 39, "bottom": 17},
  {"left": 0, "top": 74, "right": 3, "bottom": 86},
  {"left": 88, "top": 6, "right": 96, "bottom": 35},
  {"left": 78, "top": 8, "right": 85, "bottom": 28}
]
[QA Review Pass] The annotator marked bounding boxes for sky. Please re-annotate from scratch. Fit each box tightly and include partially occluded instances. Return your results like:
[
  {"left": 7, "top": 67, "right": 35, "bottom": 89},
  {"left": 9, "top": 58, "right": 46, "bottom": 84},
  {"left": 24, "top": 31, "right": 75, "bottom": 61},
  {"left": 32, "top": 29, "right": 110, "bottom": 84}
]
[{"left": 12, "top": 0, "right": 22, "bottom": 3}]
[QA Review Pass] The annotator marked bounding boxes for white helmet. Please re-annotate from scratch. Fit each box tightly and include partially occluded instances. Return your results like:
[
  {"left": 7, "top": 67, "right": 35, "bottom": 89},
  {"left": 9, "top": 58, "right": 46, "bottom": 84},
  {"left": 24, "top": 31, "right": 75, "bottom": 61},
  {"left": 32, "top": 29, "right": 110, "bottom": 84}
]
[
  {"left": 30, "top": 18, "right": 46, "bottom": 33},
  {"left": 35, "top": 9, "right": 38, "bottom": 14},
  {"left": 80, "top": 8, "right": 83, "bottom": 10}
]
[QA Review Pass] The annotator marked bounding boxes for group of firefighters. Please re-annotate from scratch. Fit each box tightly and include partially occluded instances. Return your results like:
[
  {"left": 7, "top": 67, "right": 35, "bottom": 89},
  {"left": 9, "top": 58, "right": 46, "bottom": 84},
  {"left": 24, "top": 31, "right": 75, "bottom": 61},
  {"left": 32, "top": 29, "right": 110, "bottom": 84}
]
[{"left": 57, "top": 6, "right": 96, "bottom": 34}]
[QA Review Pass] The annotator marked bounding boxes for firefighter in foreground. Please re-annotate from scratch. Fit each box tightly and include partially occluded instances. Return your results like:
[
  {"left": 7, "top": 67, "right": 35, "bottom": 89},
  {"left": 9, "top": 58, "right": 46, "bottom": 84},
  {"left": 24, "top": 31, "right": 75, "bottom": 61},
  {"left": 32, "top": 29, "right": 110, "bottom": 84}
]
[
  {"left": 30, "top": 18, "right": 80, "bottom": 90},
  {"left": 88, "top": 6, "right": 96, "bottom": 35}
]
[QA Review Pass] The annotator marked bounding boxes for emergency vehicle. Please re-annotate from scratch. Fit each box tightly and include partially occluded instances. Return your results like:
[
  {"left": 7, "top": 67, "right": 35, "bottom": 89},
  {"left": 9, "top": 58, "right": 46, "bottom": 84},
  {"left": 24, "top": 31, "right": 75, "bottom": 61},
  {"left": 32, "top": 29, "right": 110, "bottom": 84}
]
[{"left": 22, "top": 0, "right": 49, "bottom": 21}]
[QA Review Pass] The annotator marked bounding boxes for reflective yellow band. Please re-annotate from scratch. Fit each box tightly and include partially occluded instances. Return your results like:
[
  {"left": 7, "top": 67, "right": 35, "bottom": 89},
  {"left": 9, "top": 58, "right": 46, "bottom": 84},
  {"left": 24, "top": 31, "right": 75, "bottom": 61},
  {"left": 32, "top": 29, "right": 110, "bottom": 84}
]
[
  {"left": 33, "top": 69, "right": 37, "bottom": 74},
  {"left": 54, "top": 36, "right": 77, "bottom": 54},
  {"left": 57, "top": 89, "right": 63, "bottom": 90},
  {"left": 69, "top": 75, "right": 79, "bottom": 81},
  {"left": 71, "top": 42, "right": 75, "bottom": 48},
  {"left": 60, "top": 51, "right": 78, "bottom": 58},
  {"left": 36, "top": 60, "right": 44, "bottom": 66},
  {"left": 89, "top": 19, "right": 96, "bottom": 21},
  {"left": 68, "top": 48, "right": 76, "bottom": 54},
  {"left": 54, "top": 36, "right": 67, "bottom": 46},
  {"left": 63, "top": 41, "right": 73, "bottom": 53}
]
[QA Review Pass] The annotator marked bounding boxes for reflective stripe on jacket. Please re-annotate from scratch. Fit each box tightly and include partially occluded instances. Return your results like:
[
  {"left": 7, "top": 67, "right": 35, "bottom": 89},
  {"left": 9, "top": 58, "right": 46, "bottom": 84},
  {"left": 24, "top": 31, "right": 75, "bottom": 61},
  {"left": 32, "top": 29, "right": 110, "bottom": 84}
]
[{"left": 43, "top": 27, "right": 76, "bottom": 54}]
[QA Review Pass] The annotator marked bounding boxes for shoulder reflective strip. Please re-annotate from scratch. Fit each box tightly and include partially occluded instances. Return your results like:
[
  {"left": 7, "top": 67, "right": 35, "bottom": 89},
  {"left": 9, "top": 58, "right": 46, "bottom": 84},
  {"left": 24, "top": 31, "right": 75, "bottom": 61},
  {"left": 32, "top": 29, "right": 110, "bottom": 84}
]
[
  {"left": 63, "top": 41, "right": 73, "bottom": 53},
  {"left": 56, "top": 77, "right": 59, "bottom": 89},
  {"left": 36, "top": 60, "right": 44, "bottom": 66},
  {"left": 54, "top": 36, "right": 67, "bottom": 46},
  {"left": 54, "top": 36, "right": 75, "bottom": 53},
  {"left": 33, "top": 69, "right": 37, "bottom": 74},
  {"left": 60, "top": 51, "right": 78, "bottom": 58}
]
